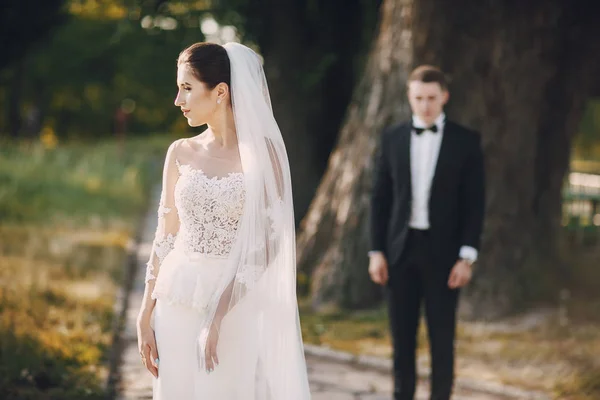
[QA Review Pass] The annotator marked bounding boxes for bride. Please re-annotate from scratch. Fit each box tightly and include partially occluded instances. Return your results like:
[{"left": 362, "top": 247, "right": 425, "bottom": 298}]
[{"left": 135, "top": 42, "right": 311, "bottom": 399}]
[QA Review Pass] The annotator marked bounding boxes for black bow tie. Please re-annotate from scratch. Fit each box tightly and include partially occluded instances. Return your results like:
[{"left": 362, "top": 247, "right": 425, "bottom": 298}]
[{"left": 413, "top": 124, "right": 438, "bottom": 134}]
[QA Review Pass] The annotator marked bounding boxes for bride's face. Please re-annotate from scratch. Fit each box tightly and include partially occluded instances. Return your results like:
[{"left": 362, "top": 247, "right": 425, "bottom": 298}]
[{"left": 174, "top": 64, "right": 218, "bottom": 127}]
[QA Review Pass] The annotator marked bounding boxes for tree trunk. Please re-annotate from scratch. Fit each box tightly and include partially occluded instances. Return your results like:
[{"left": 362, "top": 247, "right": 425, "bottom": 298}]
[
  {"left": 297, "top": 0, "right": 600, "bottom": 316},
  {"left": 297, "top": 0, "right": 414, "bottom": 309},
  {"left": 8, "top": 59, "right": 25, "bottom": 138}
]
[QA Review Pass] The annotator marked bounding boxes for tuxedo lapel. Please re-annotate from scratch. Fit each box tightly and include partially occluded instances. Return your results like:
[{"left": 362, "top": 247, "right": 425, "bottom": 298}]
[
  {"left": 398, "top": 124, "right": 412, "bottom": 192},
  {"left": 431, "top": 121, "right": 454, "bottom": 194}
]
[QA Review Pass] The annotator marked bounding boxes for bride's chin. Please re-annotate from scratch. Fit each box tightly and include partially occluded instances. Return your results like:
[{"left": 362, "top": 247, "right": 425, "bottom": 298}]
[{"left": 186, "top": 119, "right": 200, "bottom": 127}]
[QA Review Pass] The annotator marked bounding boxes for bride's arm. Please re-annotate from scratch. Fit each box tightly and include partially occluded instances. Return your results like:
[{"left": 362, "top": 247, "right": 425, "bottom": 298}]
[{"left": 137, "top": 140, "right": 181, "bottom": 323}]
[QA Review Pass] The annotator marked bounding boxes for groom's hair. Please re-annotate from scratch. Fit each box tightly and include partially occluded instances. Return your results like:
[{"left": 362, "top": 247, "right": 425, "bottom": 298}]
[{"left": 408, "top": 65, "right": 448, "bottom": 91}]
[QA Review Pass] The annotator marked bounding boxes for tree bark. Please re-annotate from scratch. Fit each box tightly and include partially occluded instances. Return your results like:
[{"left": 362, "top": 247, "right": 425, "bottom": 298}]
[
  {"left": 297, "top": 0, "right": 600, "bottom": 316},
  {"left": 297, "top": 0, "right": 414, "bottom": 309},
  {"left": 7, "top": 59, "right": 25, "bottom": 138}
]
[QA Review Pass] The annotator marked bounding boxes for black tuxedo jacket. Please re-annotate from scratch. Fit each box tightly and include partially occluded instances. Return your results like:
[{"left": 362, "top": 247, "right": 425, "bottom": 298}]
[{"left": 370, "top": 120, "right": 485, "bottom": 270}]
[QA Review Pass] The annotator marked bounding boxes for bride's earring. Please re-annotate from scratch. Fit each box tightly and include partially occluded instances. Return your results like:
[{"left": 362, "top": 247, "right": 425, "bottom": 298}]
[{"left": 217, "top": 98, "right": 222, "bottom": 104}]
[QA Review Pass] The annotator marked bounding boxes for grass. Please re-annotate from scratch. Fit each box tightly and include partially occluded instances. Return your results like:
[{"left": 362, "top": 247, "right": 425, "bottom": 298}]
[
  {"left": 0, "top": 136, "right": 170, "bottom": 225},
  {"left": 300, "top": 300, "right": 392, "bottom": 357},
  {"left": 299, "top": 296, "right": 600, "bottom": 400},
  {"left": 0, "top": 135, "right": 173, "bottom": 399}
]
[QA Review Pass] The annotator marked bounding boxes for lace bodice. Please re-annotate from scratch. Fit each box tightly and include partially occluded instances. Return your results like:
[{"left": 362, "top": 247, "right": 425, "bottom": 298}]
[
  {"left": 174, "top": 160, "right": 245, "bottom": 257},
  {"left": 145, "top": 140, "right": 246, "bottom": 284}
]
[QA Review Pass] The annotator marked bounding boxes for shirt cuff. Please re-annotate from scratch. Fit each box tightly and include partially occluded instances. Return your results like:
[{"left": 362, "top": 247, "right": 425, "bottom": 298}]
[
  {"left": 459, "top": 246, "right": 478, "bottom": 262},
  {"left": 368, "top": 250, "right": 384, "bottom": 257}
]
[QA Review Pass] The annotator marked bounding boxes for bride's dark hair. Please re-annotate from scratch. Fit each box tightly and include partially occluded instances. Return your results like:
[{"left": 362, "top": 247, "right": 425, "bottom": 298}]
[{"left": 178, "top": 42, "right": 231, "bottom": 90}]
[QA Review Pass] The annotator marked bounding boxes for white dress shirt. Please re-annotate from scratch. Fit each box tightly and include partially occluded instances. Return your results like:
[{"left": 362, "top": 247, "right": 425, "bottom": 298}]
[{"left": 409, "top": 113, "right": 478, "bottom": 262}]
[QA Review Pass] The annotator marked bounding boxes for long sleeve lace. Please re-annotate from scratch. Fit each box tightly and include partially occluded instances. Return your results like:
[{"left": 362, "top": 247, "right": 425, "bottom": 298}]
[{"left": 145, "top": 141, "right": 181, "bottom": 283}]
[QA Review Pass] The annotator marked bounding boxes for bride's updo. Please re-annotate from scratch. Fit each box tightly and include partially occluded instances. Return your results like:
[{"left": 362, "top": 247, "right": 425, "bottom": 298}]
[{"left": 177, "top": 43, "right": 231, "bottom": 90}]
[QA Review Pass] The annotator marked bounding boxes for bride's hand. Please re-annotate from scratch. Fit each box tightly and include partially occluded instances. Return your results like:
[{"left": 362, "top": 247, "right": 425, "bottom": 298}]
[
  {"left": 204, "top": 321, "right": 220, "bottom": 373},
  {"left": 136, "top": 316, "right": 159, "bottom": 378}
]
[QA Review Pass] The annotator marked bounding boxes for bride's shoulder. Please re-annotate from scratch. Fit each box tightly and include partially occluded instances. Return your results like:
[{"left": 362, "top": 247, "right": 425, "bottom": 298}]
[
  {"left": 176, "top": 134, "right": 210, "bottom": 151},
  {"left": 166, "top": 138, "right": 184, "bottom": 154},
  {"left": 166, "top": 135, "right": 212, "bottom": 165},
  {"left": 164, "top": 138, "right": 188, "bottom": 166}
]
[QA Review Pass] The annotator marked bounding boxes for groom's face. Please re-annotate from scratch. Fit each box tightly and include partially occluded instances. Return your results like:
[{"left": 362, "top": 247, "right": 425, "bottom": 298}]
[{"left": 407, "top": 81, "right": 449, "bottom": 125}]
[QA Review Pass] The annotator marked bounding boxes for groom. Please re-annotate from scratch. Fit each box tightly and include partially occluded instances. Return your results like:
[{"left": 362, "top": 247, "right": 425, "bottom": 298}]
[{"left": 368, "top": 65, "right": 485, "bottom": 400}]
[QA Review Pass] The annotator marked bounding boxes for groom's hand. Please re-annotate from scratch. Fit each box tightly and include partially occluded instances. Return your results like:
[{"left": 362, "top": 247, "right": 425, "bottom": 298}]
[
  {"left": 368, "top": 252, "right": 389, "bottom": 285},
  {"left": 448, "top": 259, "right": 473, "bottom": 289}
]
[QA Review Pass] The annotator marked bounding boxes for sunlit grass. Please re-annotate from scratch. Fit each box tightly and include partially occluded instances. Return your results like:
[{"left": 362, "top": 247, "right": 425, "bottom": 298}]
[
  {"left": 299, "top": 300, "right": 392, "bottom": 356},
  {"left": 0, "top": 135, "right": 171, "bottom": 399},
  {"left": 0, "top": 137, "right": 169, "bottom": 225}
]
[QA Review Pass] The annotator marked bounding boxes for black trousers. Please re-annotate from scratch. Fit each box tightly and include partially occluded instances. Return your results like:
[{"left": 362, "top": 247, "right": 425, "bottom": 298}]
[{"left": 387, "top": 229, "right": 459, "bottom": 400}]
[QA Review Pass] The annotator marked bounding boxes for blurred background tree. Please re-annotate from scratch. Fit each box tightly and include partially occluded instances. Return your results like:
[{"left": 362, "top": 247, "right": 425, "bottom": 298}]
[
  {"left": 0, "top": 0, "right": 207, "bottom": 141},
  {"left": 296, "top": 0, "right": 600, "bottom": 317},
  {"left": 1, "top": 0, "right": 69, "bottom": 138},
  {"left": 0, "top": 0, "right": 69, "bottom": 71}
]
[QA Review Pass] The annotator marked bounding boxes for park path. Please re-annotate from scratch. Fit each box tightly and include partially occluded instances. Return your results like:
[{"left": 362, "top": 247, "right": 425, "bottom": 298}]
[{"left": 115, "top": 187, "right": 512, "bottom": 400}]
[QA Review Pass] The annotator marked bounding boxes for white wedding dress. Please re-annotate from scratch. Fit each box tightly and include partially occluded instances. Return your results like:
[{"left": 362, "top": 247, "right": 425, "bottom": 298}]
[
  {"left": 146, "top": 145, "right": 267, "bottom": 399},
  {"left": 144, "top": 42, "right": 311, "bottom": 400}
]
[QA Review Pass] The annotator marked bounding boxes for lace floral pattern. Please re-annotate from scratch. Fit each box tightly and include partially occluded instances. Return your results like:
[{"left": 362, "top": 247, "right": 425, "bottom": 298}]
[
  {"left": 145, "top": 263, "right": 156, "bottom": 283},
  {"left": 145, "top": 206, "right": 178, "bottom": 283},
  {"left": 174, "top": 161, "right": 245, "bottom": 257},
  {"left": 144, "top": 159, "right": 246, "bottom": 285}
]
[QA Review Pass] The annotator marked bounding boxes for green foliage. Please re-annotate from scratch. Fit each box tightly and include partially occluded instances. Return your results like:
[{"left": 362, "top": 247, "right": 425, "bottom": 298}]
[
  {"left": 0, "top": 137, "right": 165, "bottom": 224},
  {"left": 25, "top": 17, "right": 197, "bottom": 137},
  {"left": 0, "top": 135, "right": 171, "bottom": 399},
  {"left": 0, "top": 0, "right": 209, "bottom": 138}
]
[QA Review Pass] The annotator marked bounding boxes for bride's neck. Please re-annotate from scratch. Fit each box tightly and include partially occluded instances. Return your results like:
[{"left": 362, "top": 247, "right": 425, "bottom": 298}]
[{"left": 207, "top": 106, "right": 237, "bottom": 149}]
